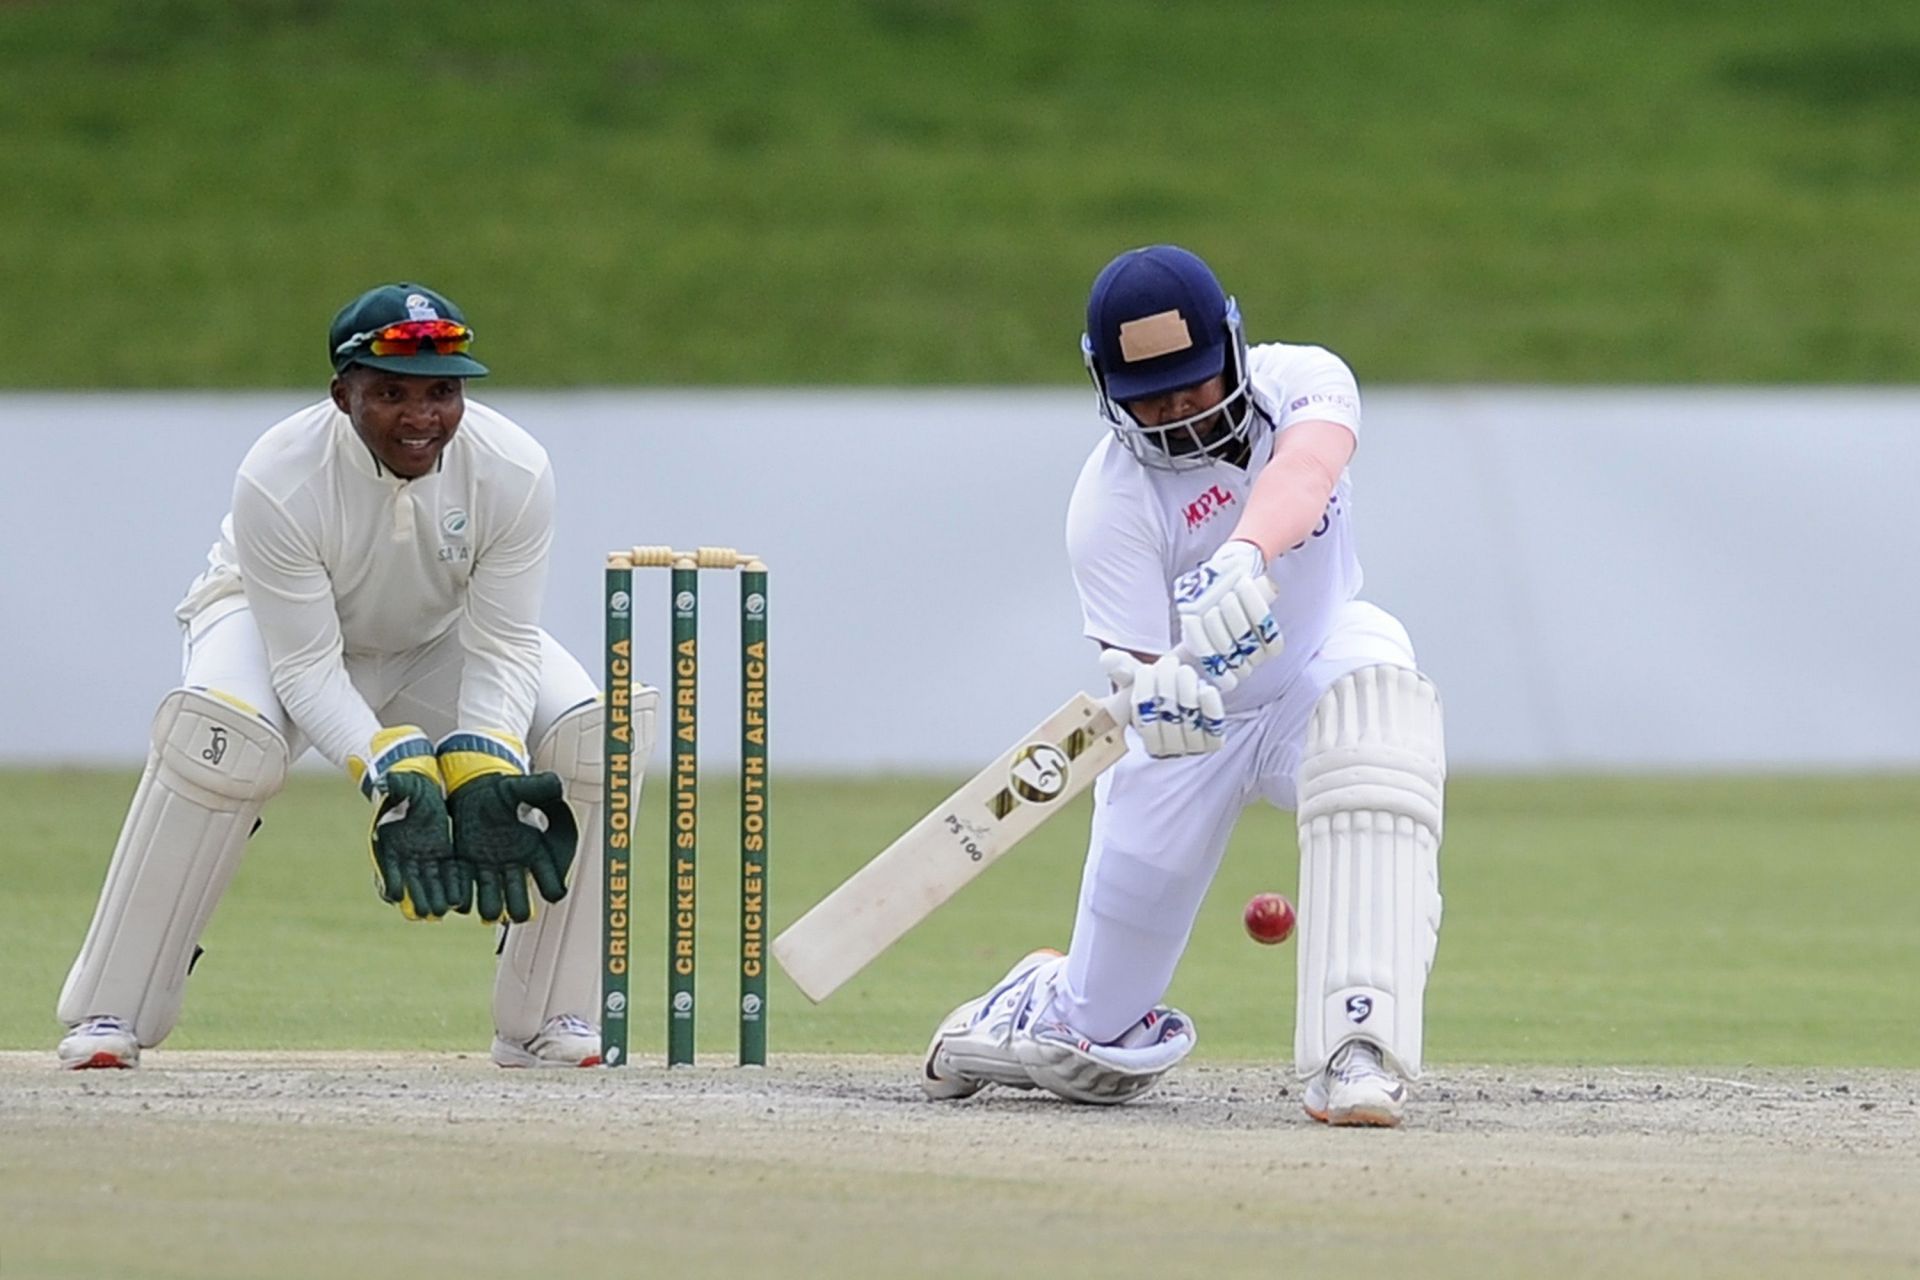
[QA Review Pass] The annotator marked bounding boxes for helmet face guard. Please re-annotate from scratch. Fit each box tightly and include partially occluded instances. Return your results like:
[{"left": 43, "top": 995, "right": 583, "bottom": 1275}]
[{"left": 1083, "top": 297, "right": 1256, "bottom": 472}]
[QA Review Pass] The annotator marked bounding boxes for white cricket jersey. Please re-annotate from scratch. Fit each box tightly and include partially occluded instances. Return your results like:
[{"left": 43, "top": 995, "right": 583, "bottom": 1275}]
[
  {"left": 1065, "top": 341, "right": 1365, "bottom": 715},
  {"left": 177, "top": 399, "right": 555, "bottom": 770}
]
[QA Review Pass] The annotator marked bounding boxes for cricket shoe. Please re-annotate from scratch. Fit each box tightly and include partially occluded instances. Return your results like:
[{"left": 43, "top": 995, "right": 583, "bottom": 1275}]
[
  {"left": 1013, "top": 1002, "right": 1197, "bottom": 1105},
  {"left": 58, "top": 1016, "right": 140, "bottom": 1070},
  {"left": 1303, "top": 1040, "right": 1407, "bottom": 1127},
  {"left": 492, "top": 1014, "right": 603, "bottom": 1068},
  {"left": 921, "top": 948, "right": 1065, "bottom": 1100}
]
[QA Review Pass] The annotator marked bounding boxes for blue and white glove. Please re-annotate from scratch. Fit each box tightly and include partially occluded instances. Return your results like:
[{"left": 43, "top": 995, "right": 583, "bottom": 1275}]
[
  {"left": 1172, "top": 540, "right": 1283, "bottom": 693},
  {"left": 1099, "top": 650, "right": 1226, "bottom": 758}
]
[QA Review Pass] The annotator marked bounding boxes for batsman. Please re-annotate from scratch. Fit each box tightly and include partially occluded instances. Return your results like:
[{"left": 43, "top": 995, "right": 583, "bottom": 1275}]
[
  {"left": 922, "top": 246, "right": 1446, "bottom": 1126},
  {"left": 55, "top": 283, "right": 659, "bottom": 1071}
]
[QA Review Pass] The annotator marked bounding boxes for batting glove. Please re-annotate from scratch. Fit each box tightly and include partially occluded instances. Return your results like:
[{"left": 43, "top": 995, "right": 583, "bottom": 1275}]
[
  {"left": 1172, "top": 539, "right": 1283, "bottom": 693},
  {"left": 1100, "top": 650, "right": 1226, "bottom": 758}
]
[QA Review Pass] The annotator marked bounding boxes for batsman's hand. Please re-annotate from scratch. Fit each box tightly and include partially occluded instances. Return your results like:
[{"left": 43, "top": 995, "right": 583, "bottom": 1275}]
[
  {"left": 445, "top": 771, "right": 579, "bottom": 924},
  {"left": 1172, "top": 539, "right": 1282, "bottom": 693},
  {"left": 351, "top": 727, "right": 460, "bottom": 921},
  {"left": 1100, "top": 649, "right": 1226, "bottom": 758}
]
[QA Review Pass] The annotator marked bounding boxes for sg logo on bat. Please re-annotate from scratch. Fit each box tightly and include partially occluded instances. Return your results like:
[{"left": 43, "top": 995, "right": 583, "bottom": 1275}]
[{"left": 1008, "top": 743, "right": 1070, "bottom": 803}]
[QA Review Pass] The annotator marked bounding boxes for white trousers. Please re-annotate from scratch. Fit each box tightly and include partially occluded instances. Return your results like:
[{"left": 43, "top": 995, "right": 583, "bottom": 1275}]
[
  {"left": 180, "top": 596, "right": 597, "bottom": 753},
  {"left": 1057, "top": 600, "right": 1419, "bottom": 1045},
  {"left": 64, "top": 596, "right": 606, "bottom": 1045}
]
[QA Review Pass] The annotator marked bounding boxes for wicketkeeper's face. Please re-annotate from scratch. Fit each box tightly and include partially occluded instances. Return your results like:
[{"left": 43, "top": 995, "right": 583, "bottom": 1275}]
[{"left": 331, "top": 368, "right": 466, "bottom": 478}]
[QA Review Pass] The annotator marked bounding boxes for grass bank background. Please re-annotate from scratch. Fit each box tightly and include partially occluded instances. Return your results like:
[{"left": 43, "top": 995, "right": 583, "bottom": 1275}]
[{"left": 3, "top": 0, "right": 1918, "bottom": 387}]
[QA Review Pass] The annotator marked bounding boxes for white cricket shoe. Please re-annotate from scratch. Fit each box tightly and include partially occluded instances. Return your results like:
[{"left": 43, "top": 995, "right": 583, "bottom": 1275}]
[
  {"left": 491, "top": 1014, "right": 603, "bottom": 1068},
  {"left": 921, "top": 948, "right": 1063, "bottom": 1100},
  {"left": 1303, "top": 1040, "right": 1407, "bottom": 1127},
  {"left": 58, "top": 1016, "right": 140, "bottom": 1070}
]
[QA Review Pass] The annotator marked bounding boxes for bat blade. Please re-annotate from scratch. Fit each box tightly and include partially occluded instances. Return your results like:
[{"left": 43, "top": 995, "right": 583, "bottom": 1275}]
[{"left": 772, "top": 689, "right": 1127, "bottom": 1003}]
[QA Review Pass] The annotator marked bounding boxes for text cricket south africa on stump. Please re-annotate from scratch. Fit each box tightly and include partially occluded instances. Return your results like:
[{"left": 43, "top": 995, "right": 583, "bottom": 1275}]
[{"left": 603, "top": 547, "right": 769, "bottom": 1068}]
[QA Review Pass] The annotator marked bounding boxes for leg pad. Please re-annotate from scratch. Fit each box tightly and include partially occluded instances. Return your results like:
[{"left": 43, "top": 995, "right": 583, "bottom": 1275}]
[
  {"left": 1294, "top": 666, "right": 1444, "bottom": 1080},
  {"left": 494, "top": 689, "right": 659, "bottom": 1044},
  {"left": 57, "top": 689, "right": 288, "bottom": 1046}
]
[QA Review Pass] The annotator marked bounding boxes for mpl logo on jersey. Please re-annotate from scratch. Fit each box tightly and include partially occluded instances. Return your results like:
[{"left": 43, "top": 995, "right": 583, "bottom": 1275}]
[{"left": 1182, "top": 483, "right": 1236, "bottom": 531}]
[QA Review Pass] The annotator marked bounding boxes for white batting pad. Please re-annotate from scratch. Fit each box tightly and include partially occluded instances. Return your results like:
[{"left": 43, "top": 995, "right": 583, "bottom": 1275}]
[
  {"left": 1294, "top": 665, "right": 1445, "bottom": 1080},
  {"left": 58, "top": 688, "right": 289, "bottom": 1046},
  {"left": 494, "top": 688, "right": 658, "bottom": 1043}
]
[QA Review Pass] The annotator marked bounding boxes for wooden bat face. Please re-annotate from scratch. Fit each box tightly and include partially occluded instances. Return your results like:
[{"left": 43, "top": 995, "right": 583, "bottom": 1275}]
[{"left": 772, "top": 690, "right": 1128, "bottom": 1003}]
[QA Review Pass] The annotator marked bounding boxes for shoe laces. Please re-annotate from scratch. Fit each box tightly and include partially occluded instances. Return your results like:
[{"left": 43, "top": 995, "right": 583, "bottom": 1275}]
[
  {"left": 79, "top": 1016, "right": 132, "bottom": 1035},
  {"left": 545, "top": 1014, "right": 595, "bottom": 1037},
  {"left": 1330, "top": 1040, "right": 1388, "bottom": 1083},
  {"left": 978, "top": 962, "right": 1055, "bottom": 1050}
]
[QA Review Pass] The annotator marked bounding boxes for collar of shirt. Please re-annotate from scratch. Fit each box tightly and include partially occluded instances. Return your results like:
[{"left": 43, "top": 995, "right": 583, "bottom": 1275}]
[{"left": 333, "top": 410, "right": 446, "bottom": 483}]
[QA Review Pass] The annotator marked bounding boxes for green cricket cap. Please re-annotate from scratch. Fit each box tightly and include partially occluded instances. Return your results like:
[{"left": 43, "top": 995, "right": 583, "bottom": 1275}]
[{"left": 327, "top": 283, "right": 490, "bottom": 377}]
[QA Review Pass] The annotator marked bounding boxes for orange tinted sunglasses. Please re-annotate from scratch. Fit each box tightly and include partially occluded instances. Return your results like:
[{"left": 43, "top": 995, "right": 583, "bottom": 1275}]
[{"left": 337, "top": 319, "right": 474, "bottom": 358}]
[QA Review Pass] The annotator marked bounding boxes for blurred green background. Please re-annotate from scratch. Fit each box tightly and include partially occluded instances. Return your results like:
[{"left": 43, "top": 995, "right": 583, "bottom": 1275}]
[
  {"left": 4, "top": 0, "right": 1918, "bottom": 387},
  {"left": 13, "top": 771, "right": 1920, "bottom": 1064}
]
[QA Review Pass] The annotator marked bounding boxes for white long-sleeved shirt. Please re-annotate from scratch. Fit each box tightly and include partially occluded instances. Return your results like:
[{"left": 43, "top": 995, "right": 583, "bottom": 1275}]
[{"left": 177, "top": 399, "right": 554, "bottom": 769}]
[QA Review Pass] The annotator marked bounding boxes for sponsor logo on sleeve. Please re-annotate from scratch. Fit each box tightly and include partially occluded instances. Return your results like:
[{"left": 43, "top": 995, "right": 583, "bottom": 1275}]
[{"left": 1287, "top": 392, "right": 1358, "bottom": 418}]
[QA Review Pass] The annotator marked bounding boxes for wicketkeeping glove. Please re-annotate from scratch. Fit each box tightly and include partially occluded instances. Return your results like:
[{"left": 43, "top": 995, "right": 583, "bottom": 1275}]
[
  {"left": 1100, "top": 650, "right": 1227, "bottom": 758},
  {"left": 349, "top": 726, "right": 460, "bottom": 921},
  {"left": 439, "top": 731, "right": 579, "bottom": 924},
  {"left": 1173, "top": 539, "right": 1283, "bottom": 693}
]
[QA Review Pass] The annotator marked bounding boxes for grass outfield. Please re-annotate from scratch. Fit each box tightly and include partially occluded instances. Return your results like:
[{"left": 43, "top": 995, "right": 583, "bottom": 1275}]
[
  {"left": 4, "top": 1, "right": 1920, "bottom": 387},
  {"left": 13, "top": 769, "right": 1919, "bottom": 1066}
]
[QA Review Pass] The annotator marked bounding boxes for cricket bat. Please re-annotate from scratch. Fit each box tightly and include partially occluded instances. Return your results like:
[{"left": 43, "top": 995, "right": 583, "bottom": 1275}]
[{"left": 772, "top": 668, "right": 1164, "bottom": 1003}]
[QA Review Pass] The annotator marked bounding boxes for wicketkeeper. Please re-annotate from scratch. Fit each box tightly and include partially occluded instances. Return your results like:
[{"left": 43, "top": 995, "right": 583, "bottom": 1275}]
[
  {"left": 56, "top": 283, "right": 658, "bottom": 1070},
  {"left": 922, "top": 246, "right": 1446, "bottom": 1126}
]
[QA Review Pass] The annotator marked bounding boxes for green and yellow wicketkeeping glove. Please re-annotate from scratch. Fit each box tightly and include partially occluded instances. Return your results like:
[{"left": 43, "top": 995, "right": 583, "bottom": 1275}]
[
  {"left": 438, "top": 730, "right": 579, "bottom": 924},
  {"left": 349, "top": 726, "right": 461, "bottom": 921}
]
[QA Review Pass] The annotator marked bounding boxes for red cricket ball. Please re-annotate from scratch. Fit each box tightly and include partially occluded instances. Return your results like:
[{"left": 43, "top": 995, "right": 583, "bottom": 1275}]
[{"left": 1243, "top": 892, "right": 1296, "bottom": 945}]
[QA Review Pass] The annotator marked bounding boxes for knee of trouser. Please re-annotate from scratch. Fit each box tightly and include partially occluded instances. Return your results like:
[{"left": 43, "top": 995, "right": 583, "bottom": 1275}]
[
  {"left": 153, "top": 687, "right": 289, "bottom": 803},
  {"left": 1084, "top": 844, "right": 1209, "bottom": 938}
]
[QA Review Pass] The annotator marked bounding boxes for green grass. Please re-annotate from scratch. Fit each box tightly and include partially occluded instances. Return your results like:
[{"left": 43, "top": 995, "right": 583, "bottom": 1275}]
[
  {"left": 4, "top": 0, "right": 1920, "bottom": 387},
  {"left": 14, "top": 769, "right": 1920, "bottom": 1066}
]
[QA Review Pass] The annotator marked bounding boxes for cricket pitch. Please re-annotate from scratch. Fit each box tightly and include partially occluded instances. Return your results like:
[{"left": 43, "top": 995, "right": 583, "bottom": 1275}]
[{"left": 3, "top": 1052, "right": 1915, "bottom": 1279}]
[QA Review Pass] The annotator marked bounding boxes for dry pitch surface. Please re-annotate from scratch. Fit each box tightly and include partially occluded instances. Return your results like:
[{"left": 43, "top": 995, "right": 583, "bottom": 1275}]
[{"left": 4, "top": 1053, "right": 1917, "bottom": 1280}]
